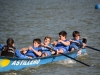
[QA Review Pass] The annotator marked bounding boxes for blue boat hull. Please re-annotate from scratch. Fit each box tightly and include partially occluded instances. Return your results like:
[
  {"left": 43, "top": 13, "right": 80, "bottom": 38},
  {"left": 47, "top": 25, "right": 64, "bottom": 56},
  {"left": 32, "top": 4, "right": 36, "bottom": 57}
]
[{"left": 0, "top": 49, "right": 86, "bottom": 72}]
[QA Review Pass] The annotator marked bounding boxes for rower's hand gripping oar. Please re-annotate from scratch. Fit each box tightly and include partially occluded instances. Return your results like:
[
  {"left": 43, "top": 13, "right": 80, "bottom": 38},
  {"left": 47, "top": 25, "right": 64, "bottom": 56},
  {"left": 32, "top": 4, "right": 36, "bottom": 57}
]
[
  {"left": 82, "top": 38, "right": 100, "bottom": 52},
  {"left": 46, "top": 46, "right": 91, "bottom": 67}
]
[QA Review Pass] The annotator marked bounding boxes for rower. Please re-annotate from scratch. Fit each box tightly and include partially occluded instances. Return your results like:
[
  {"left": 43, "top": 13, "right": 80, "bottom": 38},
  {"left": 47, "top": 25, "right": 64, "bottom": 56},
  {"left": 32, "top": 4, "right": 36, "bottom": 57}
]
[
  {"left": 1, "top": 38, "right": 16, "bottom": 57},
  {"left": 69, "top": 31, "right": 87, "bottom": 52},
  {"left": 52, "top": 31, "right": 70, "bottom": 54}
]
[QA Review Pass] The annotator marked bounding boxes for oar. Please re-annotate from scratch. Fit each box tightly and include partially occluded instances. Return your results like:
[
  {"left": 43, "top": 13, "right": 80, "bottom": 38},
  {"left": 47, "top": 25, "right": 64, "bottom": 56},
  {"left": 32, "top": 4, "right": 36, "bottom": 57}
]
[
  {"left": 61, "top": 53, "right": 91, "bottom": 67},
  {"left": 86, "top": 46, "right": 100, "bottom": 52},
  {"left": 45, "top": 46, "right": 91, "bottom": 67}
]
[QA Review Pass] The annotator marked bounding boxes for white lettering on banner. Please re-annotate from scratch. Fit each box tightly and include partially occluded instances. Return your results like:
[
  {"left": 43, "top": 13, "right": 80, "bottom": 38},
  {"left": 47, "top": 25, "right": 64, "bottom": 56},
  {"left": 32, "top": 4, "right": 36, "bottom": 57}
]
[{"left": 11, "top": 59, "right": 40, "bottom": 65}]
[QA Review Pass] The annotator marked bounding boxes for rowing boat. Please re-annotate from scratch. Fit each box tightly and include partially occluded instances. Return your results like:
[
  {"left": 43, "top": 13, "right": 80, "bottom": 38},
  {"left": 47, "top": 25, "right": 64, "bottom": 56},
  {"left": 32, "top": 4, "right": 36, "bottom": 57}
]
[{"left": 0, "top": 48, "right": 86, "bottom": 72}]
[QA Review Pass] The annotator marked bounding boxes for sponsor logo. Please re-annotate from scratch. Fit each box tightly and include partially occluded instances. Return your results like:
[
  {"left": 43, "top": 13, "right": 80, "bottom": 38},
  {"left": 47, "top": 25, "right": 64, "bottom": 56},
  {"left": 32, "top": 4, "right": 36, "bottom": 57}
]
[
  {"left": 11, "top": 59, "right": 40, "bottom": 65},
  {"left": 0, "top": 59, "right": 10, "bottom": 67}
]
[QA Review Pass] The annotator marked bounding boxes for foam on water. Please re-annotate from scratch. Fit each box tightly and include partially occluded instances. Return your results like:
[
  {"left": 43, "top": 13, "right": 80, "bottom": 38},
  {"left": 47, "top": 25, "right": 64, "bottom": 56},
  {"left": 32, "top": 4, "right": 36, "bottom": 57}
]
[{"left": 57, "top": 59, "right": 76, "bottom": 66}]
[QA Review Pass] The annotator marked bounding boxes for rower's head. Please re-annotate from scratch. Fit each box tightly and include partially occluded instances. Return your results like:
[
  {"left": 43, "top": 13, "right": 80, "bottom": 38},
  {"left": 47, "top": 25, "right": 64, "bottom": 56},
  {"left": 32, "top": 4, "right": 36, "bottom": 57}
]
[
  {"left": 6, "top": 38, "right": 14, "bottom": 47},
  {"left": 33, "top": 38, "right": 41, "bottom": 47},
  {"left": 44, "top": 36, "right": 52, "bottom": 45},
  {"left": 59, "top": 31, "right": 67, "bottom": 40},
  {"left": 72, "top": 31, "right": 80, "bottom": 40}
]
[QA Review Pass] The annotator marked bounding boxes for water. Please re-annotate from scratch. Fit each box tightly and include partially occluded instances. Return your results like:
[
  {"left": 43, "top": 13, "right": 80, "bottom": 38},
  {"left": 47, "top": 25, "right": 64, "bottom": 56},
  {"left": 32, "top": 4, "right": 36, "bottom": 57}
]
[{"left": 0, "top": 0, "right": 100, "bottom": 75}]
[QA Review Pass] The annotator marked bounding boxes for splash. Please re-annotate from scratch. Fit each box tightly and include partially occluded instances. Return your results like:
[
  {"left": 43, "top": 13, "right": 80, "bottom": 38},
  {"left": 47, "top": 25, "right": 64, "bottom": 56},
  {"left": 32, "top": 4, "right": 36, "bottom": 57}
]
[{"left": 57, "top": 59, "right": 76, "bottom": 66}]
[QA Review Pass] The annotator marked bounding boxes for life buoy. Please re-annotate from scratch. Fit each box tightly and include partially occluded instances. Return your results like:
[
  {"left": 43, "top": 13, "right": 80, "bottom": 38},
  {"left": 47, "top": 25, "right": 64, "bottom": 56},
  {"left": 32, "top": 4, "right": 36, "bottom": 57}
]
[{"left": 95, "top": 4, "right": 100, "bottom": 9}]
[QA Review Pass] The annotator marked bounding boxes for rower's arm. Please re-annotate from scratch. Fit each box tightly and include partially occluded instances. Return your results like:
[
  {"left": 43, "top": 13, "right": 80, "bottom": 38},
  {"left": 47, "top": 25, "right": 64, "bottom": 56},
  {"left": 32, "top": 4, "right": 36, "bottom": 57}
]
[
  {"left": 15, "top": 49, "right": 29, "bottom": 58},
  {"left": 32, "top": 49, "right": 42, "bottom": 57},
  {"left": 60, "top": 40, "right": 70, "bottom": 46}
]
